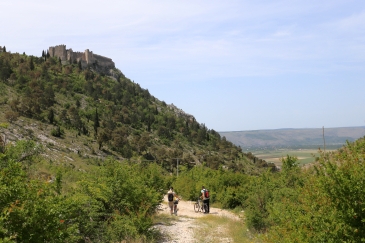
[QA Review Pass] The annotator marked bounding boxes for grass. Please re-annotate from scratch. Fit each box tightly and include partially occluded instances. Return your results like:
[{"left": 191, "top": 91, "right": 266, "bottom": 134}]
[
  {"left": 192, "top": 213, "right": 258, "bottom": 243},
  {"left": 253, "top": 149, "right": 321, "bottom": 167},
  {"left": 152, "top": 213, "right": 176, "bottom": 227}
]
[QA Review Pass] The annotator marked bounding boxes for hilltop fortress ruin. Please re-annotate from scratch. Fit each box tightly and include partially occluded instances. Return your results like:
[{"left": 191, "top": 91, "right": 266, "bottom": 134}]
[{"left": 48, "top": 45, "right": 115, "bottom": 70}]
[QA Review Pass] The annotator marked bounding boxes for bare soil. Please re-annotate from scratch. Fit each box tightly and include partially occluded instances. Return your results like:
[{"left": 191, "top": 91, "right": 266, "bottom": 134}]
[{"left": 154, "top": 196, "right": 240, "bottom": 243}]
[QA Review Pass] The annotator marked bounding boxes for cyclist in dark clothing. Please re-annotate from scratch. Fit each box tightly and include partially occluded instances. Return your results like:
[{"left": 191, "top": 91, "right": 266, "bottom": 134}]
[{"left": 201, "top": 186, "right": 210, "bottom": 213}]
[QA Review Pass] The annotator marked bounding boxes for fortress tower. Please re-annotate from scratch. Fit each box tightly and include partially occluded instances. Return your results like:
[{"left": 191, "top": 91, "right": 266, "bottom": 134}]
[
  {"left": 49, "top": 45, "right": 67, "bottom": 61},
  {"left": 48, "top": 45, "right": 115, "bottom": 70}
]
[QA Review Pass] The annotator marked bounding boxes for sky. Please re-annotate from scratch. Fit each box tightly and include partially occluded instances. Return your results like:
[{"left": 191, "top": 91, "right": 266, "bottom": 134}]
[{"left": 1, "top": 0, "right": 365, "bottom": 132}]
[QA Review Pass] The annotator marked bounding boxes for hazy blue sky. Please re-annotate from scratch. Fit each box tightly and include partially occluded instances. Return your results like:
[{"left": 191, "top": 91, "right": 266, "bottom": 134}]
[{"left": 1, "top": 0, "right": 364, "bottom": 131}]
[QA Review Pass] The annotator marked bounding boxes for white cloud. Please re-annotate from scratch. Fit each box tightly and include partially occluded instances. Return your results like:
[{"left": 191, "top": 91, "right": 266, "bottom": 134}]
[{"left": 1, "top": 1, "right": 364, "bottom": 130}]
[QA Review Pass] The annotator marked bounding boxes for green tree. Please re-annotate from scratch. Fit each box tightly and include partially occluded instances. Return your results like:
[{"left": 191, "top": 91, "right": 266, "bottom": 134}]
[
  {"left": 51, "top": 126, "right": 64, "bottom": 138},
  {"left": 29, "top": 56, "right": 35, "bottom": 71},
  {"left": 0, "top": 58, "right": 12, "bottom": 81},
  {"left": 94, "top": 108, "right": 100, "bottom": 136},
  {"left": 48, "top": 108, "right": 54, "bottom": 124},
  {"left": 132, "top": 132, "right": 151, "bottom": 155},
  {"left": 281, "top": 155, "right": 298, "bottom": 171},
  {"left": 43, "top": 85, "right": 55, "bottom": 107},
  {"left": 97, "top": 128, "right": 110, "bottom": 150},
  {"left": 68, "top": 106, "right": 83, "bottom": 132}
]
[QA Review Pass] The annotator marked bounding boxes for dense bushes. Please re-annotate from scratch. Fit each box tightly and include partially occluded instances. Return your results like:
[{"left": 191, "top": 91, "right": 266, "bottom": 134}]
[
  {"left": 0, "top": 141, "right": 166, "bottom": 242},
  {"left": 1, "top": 136, "right": 365, "bottom": 242},
  {"left": 75, "top": 160, "right": 165, "bottom": 241},
  {"left": 0, "top": 148, "right": 78, "bottom": 242},
  {"left": 265, "top": 140, "right": 365, "bottom": 242},
  {"left": 244, "top": 140, "right": 365, "bottom": 242},
  {"left": 173, "top": 166, "right": 249, "bottom": 208},
  {"left": 173, "top": 140, "right": 365, "bottom": 242}
]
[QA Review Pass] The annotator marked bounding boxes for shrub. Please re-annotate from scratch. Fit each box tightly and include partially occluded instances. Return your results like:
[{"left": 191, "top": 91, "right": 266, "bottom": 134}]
[
  {"left": 264, "top": 140, "right": 365, "bottom": 242},
  {"left": 51, "top": 126, "right": 64, "bottom": 137},
  {"left": 4, "top": 110, "right": 19, "bottom": 123},
  {"left": 0, "top": 141, "right": 166, "bottom": 242}
]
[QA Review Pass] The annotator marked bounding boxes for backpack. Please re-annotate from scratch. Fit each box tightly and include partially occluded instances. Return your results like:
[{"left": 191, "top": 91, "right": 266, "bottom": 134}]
[
  {"left": 168, "top": 192, "right": 174, "bottom": 202},
  {"left": 204, "top": 189, "right": 210, "bottom": 199}
]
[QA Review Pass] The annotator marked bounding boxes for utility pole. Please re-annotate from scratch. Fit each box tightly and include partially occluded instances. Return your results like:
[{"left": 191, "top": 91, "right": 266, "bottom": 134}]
[
  {"left": 323, "top": 126, "right": 326, "bottom": 152},
  {"left": 172, "top": 158, "right": 181, "bottom": 177}
]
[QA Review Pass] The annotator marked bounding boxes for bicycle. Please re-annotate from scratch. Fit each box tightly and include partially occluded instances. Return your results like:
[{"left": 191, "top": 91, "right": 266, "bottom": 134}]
[
  {"left": 194, "top": 198, "right": 207, "bottom": 213},
  {"left": 173, "top": 197, "right": 180, "bottom": 215}
]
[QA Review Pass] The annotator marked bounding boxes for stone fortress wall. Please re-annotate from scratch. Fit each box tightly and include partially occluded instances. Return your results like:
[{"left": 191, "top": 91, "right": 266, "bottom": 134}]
[{"left": 48, "top": 45, "right": 115, "bottom": 69}]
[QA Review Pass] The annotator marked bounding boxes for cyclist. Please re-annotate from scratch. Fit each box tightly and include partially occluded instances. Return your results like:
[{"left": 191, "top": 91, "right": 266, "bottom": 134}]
[
  {"left": 201, "top": 186, "right": 210, "bottom": 213},
  {"left": 167, "top": 187, "right": 180, "bottom": 215}
]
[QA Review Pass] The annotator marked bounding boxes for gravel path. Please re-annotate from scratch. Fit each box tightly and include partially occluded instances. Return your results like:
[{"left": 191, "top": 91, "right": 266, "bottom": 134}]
[{"left": 154, "top": 196, "right": 240, "bottom": 243}]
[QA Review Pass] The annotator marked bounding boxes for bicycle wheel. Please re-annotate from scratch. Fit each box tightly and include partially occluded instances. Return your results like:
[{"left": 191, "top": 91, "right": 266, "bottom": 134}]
[{"left": 194, "top": 203, "right": 200, "bottom": 212}]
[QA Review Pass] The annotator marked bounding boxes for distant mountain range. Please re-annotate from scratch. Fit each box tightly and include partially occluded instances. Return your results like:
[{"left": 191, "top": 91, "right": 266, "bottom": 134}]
[{"left": 219, "top": 126, "right": 365, "bottom": 150}]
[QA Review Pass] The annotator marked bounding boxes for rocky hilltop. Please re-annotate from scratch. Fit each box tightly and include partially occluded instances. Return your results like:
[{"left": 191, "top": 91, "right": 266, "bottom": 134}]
[{"left": 48, "top": 44, "right": 115, "bottom": 74}]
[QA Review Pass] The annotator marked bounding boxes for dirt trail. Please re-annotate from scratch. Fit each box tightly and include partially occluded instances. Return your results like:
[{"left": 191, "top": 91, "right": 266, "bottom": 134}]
[{"left": 154, "top": 196, "right": 240, "bottom": 243}]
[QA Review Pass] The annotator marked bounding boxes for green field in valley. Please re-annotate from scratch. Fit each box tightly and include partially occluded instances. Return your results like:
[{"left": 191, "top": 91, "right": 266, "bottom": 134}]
[
  {"left": 253, "top": 148, "right": 323, "bottom": 167},
  {"left": 245, "top": 144, "right": 344, "bottom": 167}
]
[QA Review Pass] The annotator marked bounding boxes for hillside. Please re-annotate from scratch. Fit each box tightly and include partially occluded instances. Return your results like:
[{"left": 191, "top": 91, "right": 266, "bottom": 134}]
[
  {"left": 220, "top": 127, "right": 365, "bottom": 149},
  {"left": 2, "top": 47, "right": 365, "bottom": 243},
  {"left": 0, "top": 47, "right": 271, "bottom": 174},
  {"left": 0, "top": 46, "right": 278, "bottom": 242}
]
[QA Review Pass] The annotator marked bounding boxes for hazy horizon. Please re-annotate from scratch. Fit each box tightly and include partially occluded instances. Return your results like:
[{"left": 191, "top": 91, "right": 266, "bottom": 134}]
[{"left": 219, "top": 125, "right": 365, "bottom": 133}]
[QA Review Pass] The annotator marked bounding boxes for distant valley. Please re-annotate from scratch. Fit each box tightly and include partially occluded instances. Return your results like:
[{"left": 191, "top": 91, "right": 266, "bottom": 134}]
[
  {"left": 220, "top": 126, "right": 365, "bottom": 165},
  {"left": 220, "top": 126, "right": 365, "bottom": 150}
]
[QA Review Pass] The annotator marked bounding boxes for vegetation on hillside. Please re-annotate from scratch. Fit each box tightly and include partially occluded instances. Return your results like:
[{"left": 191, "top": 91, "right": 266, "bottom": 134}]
[
  {"left": 0, "top": 50, "right": 272, "bottom": 174},
  {"left": 0, "top": 48, "right": 272, "bottom": 242},
  {"left": 1, "top": 49, "right": 364, "bottom": 242},
  {"left": 0, "top": 140, "right": 166, "bottom": 242}
]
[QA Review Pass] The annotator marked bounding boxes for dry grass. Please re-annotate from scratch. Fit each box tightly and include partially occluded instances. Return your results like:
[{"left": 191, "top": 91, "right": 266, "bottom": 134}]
[{"left": 192, "top": 213, "right": 258, "bottom": 243}]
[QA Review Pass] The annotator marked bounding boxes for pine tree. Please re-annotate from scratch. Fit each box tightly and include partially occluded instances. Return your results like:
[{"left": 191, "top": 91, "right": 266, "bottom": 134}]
[
  {"left": 42, "top": 50, "right": 45, "bottom": 58},
  {"left": 94, "top": 108, "right": 100, "bottom": 136},
  {"left": 48, "top": 108, "right": 54, "bottom": 124},
  {"left": 3, "top": 46, "right": 6, "bottom": 52},
  {"left": 29, "top": 57, "right": 35, "bottom": 71}
]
